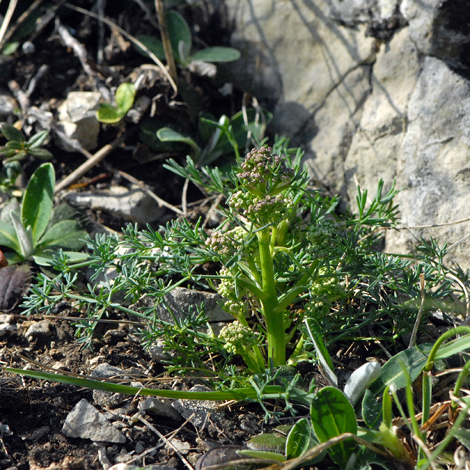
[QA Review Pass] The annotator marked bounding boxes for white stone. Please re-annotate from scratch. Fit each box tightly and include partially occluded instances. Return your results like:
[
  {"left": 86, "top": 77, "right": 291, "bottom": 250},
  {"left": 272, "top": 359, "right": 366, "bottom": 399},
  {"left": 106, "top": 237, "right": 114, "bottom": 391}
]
[{"left": 57, "top": 92, "right": 101, "bottom": 151}]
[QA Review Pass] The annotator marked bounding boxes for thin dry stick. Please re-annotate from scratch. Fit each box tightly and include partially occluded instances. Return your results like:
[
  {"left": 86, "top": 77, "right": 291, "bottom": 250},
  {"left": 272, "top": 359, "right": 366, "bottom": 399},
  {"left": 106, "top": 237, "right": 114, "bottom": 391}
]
[
  {"left": 125, "top": 412, "right": 198, "bottom": 466},
  {"left": 182, "top": 178, "right": 189, "bottom": 216},
  {"left": 56, "top": 19, "right": 95, "bottom": 81},
  {"left": 446, "top": 272, "right": 470, "bottom": 322},
  {"left": 411, "top": 434, "right": 437, "bottom": 470},
  {"left": 138, "top": 415, "right": 195, "bottom": 470},
  {"left": 62, "top": 2, "right": 177, "bottom": 95},
  {"left": 155, "top": 0, "right": 177, "bottom": 83},
  {"left": 54, "top": 130, "right": 133, "bottom": 193},
  {"left": 399, "top": 217, "right": 470, "bottom": 230},
  {"left": 0, "top": 0, "right": 18, "bottom": 47},
  {"left": 117, "top": 169, "right": 184, "bottom": 215},
  {"left": 202, "top": 193, "right": 224, "bottom": 230},
  {"left": 445, "top": 233, "right": 470, "bottom": 254}
]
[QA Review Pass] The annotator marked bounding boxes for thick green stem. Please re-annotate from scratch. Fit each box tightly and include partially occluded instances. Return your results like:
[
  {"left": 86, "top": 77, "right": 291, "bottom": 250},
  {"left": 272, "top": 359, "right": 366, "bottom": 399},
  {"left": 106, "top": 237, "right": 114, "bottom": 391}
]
[{"left": 257, "top": 228, "right": 285, "bottom": 366}]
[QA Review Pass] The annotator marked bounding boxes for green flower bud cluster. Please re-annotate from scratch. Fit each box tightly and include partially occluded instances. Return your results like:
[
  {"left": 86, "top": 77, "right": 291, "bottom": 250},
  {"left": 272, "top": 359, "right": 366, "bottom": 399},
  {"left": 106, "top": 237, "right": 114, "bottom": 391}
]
[
  {"left": 237, "top": 147, "right": 294, "bottom": 195},
  {"left": 229, "top": 190, "right": 293, "bottom": 226},
  {"left": 217, "top": 267, "right": 247, "bottom": 318},
  {"left": 307, "top": 219, "right": 344, "bottom": 258},
  {"left": 219, "top": 320, "right": 259, "bottom": 354},
  {"left": 205, "top": 226, "right": 250, "bottom": 260},
  {"left": 307, "top": 268, "right": 346, "bottom": 318}
]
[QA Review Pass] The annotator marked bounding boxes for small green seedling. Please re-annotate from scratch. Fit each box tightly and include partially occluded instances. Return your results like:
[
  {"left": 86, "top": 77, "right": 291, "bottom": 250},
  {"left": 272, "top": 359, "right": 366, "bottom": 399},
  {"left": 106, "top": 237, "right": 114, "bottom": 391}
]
[
  {"left": 96, "top": 83, "right": 136, "bottom": 124},
  {"left": 135, "top": 11, "right": 240, "bottom": 69},
  {"left": 0, "top": 163, "right": 87, "bottom": 265},
  {"left": 0, "top": 123, "right": 53, "bottom": 162}
]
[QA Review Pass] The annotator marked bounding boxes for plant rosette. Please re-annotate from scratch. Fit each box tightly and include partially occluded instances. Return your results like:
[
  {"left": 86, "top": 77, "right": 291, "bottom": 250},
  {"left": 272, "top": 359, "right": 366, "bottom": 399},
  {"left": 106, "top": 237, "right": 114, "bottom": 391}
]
[{"left": 0, "top": 163, "right": 87, "bottom": 265}]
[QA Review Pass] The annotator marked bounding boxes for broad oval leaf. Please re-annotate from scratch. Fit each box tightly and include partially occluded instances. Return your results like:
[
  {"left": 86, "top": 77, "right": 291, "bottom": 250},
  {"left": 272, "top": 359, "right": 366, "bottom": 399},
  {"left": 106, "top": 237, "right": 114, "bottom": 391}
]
[
  {"left": 190, "top": 46, "right": 241, "bottom": 63},
  {"left": 344, "top": 362, "right": 381, "bottom": 406},
  {"left": 0, "top": 222, "right": 21, "bottom": 253},
  {"left": 10, "top": 212, "right": 34, "bottom": 259},
  {"left": 368, "top": 347, "right": 427, "bottom": 395},
  {"left": 115, "top": 82, "right": 136, "bottom": 115},
  {"left": 362, "top": 389, "right": 383, "bottom": 429},
  {"left": 6, "top": 141, "right": 23, "bottom": 150},
  {"left": 157, "top": 127, "right": 201, "bottom": 156},
  {"left": 166, "top": 11, "right": 192, "bottom": 61},
  {"left": 96, "top": 103, "right": 123, "bottom": 124},
  {"left": 311, "top": 386, "right": 357, "bottom": 469},
  {"left": 33, "top": 251, "right": 89, "bottom": 267},
  {"left": 362, "top": 347, "right": 427, "bottom": 428},
  {"left": 134, "top": 35, "right": 165, "bottom": 60},
  {"left": 21, "top": 162, "right": 54, "bottom": 245},
  {"left": 27, "top": 148, "right": 53, "bottom": 160},
  {"left": 37, "top": 220, "right": 87, "bottom": 250},
  {"left": 246, "top": 433, "right": 286, "bottom": 453},
  {"left": 286, "top": 418, "right": 311, "bottom": 460}
]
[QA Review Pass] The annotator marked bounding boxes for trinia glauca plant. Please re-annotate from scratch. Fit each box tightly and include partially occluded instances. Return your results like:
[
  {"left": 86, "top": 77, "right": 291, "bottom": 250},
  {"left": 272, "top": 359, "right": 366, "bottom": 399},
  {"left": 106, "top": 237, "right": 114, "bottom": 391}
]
[
  {"left": 13, "top": 142, "right": 458, "bottom": 378},
  {"left": 6, "top": 143, "right": 470, "bottom": 469}
]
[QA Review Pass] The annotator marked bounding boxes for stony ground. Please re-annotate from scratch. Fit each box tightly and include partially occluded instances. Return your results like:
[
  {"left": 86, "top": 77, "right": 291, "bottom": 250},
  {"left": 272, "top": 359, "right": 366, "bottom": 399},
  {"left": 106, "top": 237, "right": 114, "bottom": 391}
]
[
  {"left": 0, "top": 2, "right": 312, "bottom": 468},
  {"left": 1, "top": 2, "right": 462, "bottom": 470},
  {"left": 0, "top": 312, "right": 287, "bottom": 470}
]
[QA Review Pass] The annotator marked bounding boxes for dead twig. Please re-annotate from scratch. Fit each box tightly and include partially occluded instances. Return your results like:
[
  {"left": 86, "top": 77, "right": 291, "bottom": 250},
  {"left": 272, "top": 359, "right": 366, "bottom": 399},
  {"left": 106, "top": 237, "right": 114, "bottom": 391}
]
[
  {"left": 54, "top": 129, "right": 135, "bottom": 193},
  {"left": 117, "top": 169, "right": 184, "bottom": 215},
  {"left": 155, "top": 0, "right": 177, "bottom": 83},
  {"left": 53, "top": 127, "right": 183, "bottom": 215},
  {"left": 398, "top": 217, "right": 470, "bottom": 230},
  {"left": 56, "top": 18, "right": 96, "bottom": 82},
  {"left": 138, "top": 415, "right": 195, "bottom": 470},
  {"left": 0, "top": 0, "right": 19, "bottom": 48}
]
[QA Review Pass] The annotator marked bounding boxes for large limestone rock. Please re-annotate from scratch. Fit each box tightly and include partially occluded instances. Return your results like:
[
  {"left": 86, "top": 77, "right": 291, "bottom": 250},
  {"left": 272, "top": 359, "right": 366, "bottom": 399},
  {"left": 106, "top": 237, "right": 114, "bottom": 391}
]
[{"left": 224, "top": 0, "right": 470, "bottom": 269}]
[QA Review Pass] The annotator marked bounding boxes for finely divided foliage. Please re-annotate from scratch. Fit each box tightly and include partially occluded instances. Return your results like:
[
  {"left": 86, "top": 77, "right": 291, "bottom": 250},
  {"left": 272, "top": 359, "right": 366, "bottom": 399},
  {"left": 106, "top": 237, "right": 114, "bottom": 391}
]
[{"left": 16, "top": 143, "right": 470, "bottom": 469}]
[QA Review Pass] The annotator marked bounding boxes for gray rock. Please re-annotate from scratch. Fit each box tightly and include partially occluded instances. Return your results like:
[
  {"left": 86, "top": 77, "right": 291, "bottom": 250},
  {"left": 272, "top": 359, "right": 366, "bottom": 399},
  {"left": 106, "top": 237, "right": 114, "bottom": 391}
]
[
  {"left": 156, "top": 287, "right": 233, "bottom": 324},
  {"left": 91, "top": 363, "right": 130, "bottom": 408},
  {"left": 103, "top": 329, "right": 127, "bottom": 344},
  {"left": 401, "top": 0, "right": 470, "bottom": 69},
  {"left": 62, "top": 398, "right": 126, "bottom": 443},
  {"left": 344, "top": 27, "right": 420, "bottom": 201},
  {"left": 57, "top": 92, "right": 101, "bottom": 151},
  {"left": 64, "top": 185, "right": 165, "bottom": 224},
  {"left": 0, "top": 314, "right": 14, "bottom": 324},
  {"left": 0, "top": 323, "right": 15, "bottom": 337},
  {"left": 172, "top": 385, "right": 225, "bottom": 431},
  {"left": 0, "top": 89, "right": 18, "bottom": 119},
  {"left": 25, "top": 320, "right": 51, "bottom": 340},
  {"left": 386, "top": 57, "right": 470, "bottom": 268},
  {"left": 147, "top": 340, "right": 170, "bottom": 363},
  {"left": 138, "top": 398, "right": 181, "bottom": 421}
]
